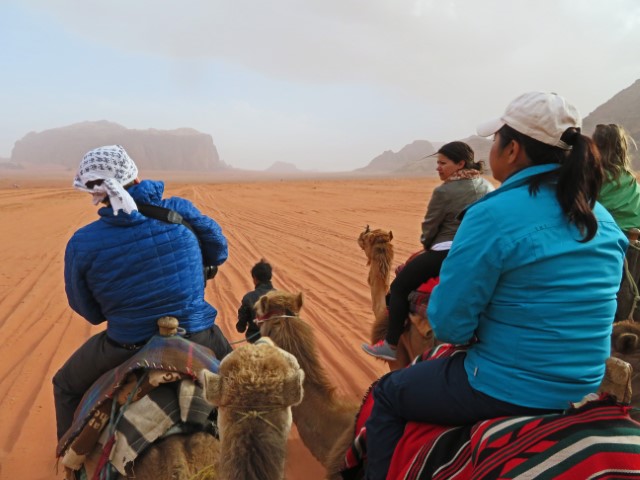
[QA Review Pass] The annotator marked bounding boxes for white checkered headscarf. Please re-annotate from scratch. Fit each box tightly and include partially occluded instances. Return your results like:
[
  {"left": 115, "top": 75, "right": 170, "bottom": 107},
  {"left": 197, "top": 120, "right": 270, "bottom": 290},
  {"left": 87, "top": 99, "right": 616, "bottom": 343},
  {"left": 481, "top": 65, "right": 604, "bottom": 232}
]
[{"left": 73, "top": 145, "right": 139, "bottom": 215}]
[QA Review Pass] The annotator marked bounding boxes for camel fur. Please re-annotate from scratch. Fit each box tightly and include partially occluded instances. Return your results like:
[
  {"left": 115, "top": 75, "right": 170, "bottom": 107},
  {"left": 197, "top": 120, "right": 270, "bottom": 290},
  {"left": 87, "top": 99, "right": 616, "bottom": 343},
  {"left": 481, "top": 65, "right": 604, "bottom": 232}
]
[
  {"left": 611, "top": 320, "right": 640, "bottom": 420},
  {"left": 358, "top": 225, "right": 435, "bottom": 370},
  {"left": 257, "top": 290, "right": 360, "bottom": 479},
  {"left": 200, "top": 337, "right": 304, "bottom": 480},
  {"left": 74, "top": 337, "right": 301, "bottom": 480}
]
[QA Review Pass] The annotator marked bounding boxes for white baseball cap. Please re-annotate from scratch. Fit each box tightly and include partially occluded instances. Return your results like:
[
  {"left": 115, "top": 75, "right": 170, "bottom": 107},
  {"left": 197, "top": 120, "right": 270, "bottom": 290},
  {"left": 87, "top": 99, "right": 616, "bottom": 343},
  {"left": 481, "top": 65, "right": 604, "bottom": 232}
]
[{"left": 476, "top": 91, "right": 581, "bottom": 150}]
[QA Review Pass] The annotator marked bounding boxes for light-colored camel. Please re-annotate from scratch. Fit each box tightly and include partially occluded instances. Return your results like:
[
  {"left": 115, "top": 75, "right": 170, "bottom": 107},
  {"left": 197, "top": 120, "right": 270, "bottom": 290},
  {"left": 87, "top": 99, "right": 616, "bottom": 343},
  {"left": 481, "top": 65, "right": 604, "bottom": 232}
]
[
  {"left": 256, "top": 290, "right": 360, "bottom": 480},
  {"left": 357, "top": 225, "right": 435, "bottom": 369},
  {"left": 200, "top": 337, "right": 305, "bottom": 480},
  {"left": 611, "top": 320, "right": 640, "bottom": 420},
  {"left": 65, "top": 320, "right": 302, "bottom": 480}
]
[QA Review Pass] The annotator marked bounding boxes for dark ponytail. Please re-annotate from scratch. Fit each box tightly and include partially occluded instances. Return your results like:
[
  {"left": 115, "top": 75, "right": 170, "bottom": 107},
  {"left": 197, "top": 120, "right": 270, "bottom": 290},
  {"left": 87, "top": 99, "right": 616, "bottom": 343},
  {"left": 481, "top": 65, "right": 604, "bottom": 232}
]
[{"left": 498, "top": 125, "right": 603, "bottom": 242}]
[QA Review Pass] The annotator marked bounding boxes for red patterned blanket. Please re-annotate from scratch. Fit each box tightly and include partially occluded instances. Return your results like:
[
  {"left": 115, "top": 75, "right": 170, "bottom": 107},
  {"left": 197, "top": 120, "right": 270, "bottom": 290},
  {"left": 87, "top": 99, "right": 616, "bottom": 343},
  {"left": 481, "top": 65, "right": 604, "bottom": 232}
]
[{"left": 342, "top": 345, "right": 640, "bottom": 479}]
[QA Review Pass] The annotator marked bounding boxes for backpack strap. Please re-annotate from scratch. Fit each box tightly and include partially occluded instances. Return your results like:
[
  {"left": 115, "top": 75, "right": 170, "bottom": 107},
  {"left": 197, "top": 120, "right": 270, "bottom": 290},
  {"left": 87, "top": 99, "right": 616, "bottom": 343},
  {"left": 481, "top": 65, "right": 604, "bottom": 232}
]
[
  {"left": 136, "top": 203, "right": 218, "bottom": 282},
  {"left": 136, "top": 203, "right": 196, "bottom": 235}
]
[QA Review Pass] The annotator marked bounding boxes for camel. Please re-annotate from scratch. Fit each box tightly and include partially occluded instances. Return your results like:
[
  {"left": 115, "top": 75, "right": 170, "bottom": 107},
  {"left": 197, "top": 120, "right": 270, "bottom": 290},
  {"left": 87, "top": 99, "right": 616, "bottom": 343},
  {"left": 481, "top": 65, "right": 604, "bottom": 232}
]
[
  {"left": 357, "top": 225, "right": 435, "bottom": 369},
  {"left": 62, "top": 319, "right": 302, "bottom": 480},
  {"left": 200, "top": 337, "right": 305, "bottom": 480},
  {"left": 256, "top": 290, "right": 360, "bottom": 479},
  {"left": 611, "top": 319, "right": 640, "bottom": 420},
  {"left": 258, "top": 289, "right": 640, "bottom": 479}
]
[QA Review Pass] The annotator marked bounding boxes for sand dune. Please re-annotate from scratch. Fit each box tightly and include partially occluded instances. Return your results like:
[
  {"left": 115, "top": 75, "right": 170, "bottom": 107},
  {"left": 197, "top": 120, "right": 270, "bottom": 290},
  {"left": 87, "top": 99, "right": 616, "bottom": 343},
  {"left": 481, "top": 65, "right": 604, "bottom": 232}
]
[{"left": 0, "top": 175, "right": 441, "bottom": 479}]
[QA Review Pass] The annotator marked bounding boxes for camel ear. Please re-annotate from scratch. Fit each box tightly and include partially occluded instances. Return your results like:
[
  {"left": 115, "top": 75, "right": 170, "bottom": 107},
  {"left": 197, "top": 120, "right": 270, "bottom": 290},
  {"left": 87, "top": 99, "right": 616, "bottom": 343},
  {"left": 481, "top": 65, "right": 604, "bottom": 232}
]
[
  {"left": 295, "top": 292, "right": 304, "bottom": 311},
  {"left": 200, "top": 369, "right": 223, "bottom": 405},
  {"left": 283, "top": 368, "right": 305, "bottom": 406},
  {"left": 256, "top": 295, "right": 270, "bottom": 316},
  {"left": 389, "top": 231, "right": 393, "bottom": 241}
]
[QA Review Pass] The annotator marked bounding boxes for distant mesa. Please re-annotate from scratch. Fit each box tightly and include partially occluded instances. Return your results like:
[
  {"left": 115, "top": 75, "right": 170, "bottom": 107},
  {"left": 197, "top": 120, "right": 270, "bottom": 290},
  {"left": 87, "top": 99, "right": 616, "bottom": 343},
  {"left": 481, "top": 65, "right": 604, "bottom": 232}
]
[
  {"left": 265, "top": 161, "right": 301, "bottom": 173},
  {"left": 9, "top": 121, "right": 228, "bottom": 171}
]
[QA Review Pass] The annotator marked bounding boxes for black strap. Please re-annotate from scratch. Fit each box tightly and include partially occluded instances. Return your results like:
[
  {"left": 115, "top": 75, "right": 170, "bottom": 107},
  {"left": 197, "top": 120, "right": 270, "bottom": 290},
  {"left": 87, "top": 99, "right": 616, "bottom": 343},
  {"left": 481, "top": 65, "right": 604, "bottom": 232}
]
[
  {"left": 136, "top": 203, "right": 196, "bottom": 235},
  {"left": 136, "top": 202, "right": 218, "bottom": 282}
]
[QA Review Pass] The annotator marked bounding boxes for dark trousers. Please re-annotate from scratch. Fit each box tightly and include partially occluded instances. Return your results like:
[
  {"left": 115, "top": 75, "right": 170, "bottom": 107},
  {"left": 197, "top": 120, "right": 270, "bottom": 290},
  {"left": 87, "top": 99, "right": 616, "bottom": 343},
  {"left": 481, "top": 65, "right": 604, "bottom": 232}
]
[
  {"left": 386, "top": 249, "right": 448, "bottom": 345},
  {"left": 52, "top": 324, "right": 232, "bottom": 440},
  {"left": 364, "top": 353, "right": 559, "bottom": 480}
]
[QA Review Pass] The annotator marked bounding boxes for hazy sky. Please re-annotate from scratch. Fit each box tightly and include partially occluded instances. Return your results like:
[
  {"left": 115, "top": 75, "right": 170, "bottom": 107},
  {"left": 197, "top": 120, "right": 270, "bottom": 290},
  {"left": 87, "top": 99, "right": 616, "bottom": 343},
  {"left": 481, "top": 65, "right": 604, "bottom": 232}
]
[{"left": 1, "top": 1, "right": 639, "bottom": 171}]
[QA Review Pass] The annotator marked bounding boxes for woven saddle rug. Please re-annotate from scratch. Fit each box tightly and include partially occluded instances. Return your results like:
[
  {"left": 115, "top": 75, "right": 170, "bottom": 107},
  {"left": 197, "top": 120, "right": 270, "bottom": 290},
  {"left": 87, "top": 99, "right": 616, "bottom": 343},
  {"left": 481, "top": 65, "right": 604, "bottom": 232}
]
[
  {"left": 56, "top": 334, "right": 220, "bottom": 475},
  {"left": 342, "top": 344, "right": 640, "bottom": 480}
]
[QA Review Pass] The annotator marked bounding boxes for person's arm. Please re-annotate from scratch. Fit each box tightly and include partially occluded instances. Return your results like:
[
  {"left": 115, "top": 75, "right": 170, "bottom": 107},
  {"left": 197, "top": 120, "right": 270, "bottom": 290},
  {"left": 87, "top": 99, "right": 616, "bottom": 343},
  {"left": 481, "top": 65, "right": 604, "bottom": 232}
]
[
  {"left": 420, "top": 188, "right": 448, "bottom": 249},
  {"left": 236, "top": 295, "right": 253, "bottom": 333},
  {"left": 169, "top": 197, "right": 229, "bottom": 266},
  {"left": 426, "top": 202, "right": 504, "bottom": 344},
  {"left": 64, "top": 242, "right": 106, "bottom": 325}
]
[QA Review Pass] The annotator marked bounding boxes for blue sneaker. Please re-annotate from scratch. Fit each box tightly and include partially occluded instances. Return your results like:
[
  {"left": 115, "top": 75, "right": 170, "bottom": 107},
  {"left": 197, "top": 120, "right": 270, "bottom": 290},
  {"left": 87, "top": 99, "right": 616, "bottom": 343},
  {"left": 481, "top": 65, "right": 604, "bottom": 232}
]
[{"left": 361, "top": 339, "right": 397, "bottom": 361}]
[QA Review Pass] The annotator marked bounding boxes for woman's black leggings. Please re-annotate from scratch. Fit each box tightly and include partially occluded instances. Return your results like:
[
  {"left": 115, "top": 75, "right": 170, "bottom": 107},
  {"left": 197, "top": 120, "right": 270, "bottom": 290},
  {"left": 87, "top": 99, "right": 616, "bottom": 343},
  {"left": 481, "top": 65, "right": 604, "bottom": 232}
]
[{"left": 386, "top": 249, "right": 448, "bottom": 345}]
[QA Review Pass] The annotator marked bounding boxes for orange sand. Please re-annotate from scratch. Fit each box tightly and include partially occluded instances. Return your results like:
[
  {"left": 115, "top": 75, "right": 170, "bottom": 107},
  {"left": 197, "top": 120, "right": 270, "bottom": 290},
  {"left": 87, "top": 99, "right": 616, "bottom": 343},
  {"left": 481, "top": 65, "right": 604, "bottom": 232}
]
[{"left": 0, "top": 173, "right": 443, "bottom": 479}]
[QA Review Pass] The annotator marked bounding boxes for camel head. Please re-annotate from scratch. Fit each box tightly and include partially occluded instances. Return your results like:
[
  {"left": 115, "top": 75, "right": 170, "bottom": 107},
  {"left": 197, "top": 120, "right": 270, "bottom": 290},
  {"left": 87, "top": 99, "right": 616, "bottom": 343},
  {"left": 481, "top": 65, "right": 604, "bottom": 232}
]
[
  {"left": 357, "top": 226, "right": 393, "bottom": 261},
  {"left": 611, "top": 320, "right": 640, "bottom": 415},
  {"left": 612, "top": 320, "right": 640, "bottom": 374},
  {"left": 200, "top": 337, "right": 305, "bottom": 437},
  {"left": 257, "top": 290, "right": 335, "bottom": 391},
  {"left": 255, "top": 289, "right": 304, "bottom": 319}
]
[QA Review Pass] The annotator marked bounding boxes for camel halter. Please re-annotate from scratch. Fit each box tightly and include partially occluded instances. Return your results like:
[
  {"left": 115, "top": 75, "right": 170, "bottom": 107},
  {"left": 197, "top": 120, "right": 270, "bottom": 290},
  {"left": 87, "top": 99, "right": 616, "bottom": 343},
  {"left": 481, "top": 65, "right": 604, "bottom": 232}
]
[
  {"left": 219, "top": 404, "right": 291, "bottom": 434},
  {"left": 254, "top": 309, "right": 299, "bottom": 325}
]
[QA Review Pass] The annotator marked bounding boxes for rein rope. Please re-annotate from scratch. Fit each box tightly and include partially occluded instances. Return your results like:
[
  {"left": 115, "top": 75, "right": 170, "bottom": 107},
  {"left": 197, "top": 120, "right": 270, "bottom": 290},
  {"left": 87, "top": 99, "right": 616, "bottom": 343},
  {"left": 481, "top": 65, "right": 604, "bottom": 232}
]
[
  {"left": 229, "top": 311, "right": 299, "bottom": 345},
  {"left": 219, "top": 403, "right": 291, "bottom": 433}
]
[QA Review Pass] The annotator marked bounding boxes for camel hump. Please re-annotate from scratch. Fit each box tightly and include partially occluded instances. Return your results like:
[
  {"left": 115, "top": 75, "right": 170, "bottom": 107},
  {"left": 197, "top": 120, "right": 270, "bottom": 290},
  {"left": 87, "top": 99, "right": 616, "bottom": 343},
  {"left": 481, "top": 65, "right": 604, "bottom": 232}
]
[{"left": 157, "top": 316, "right": 179, "bottom": 337}]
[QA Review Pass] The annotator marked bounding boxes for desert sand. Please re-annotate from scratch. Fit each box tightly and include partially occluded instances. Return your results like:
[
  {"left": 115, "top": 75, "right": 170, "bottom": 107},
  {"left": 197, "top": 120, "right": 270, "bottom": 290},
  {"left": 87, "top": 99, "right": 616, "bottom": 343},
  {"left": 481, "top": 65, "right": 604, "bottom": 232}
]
[{"left": 0, "top": 172, "right": 443, "bottom": 479}]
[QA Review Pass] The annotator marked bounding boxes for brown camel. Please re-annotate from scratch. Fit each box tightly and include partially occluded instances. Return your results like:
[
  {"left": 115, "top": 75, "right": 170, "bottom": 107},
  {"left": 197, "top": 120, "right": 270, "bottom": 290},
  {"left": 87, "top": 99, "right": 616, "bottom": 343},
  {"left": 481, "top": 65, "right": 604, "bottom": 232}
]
[
  {"left": 357, "top": 225, "right": 435, "bottom": 370},
  {"left": 200, "top": 337, "right": 305, "bottom": 480},
  {"left": 65, "top": 320, "right": 302, "bottom": 480},
  {"left": 257, "top": 290, "right": 640, "bottom": 478},
  {"left": 611, "top": 320, "right": 640, "bottom": 420},
  {"left": 256, "top": 290, "right": 360, "bottom": 479}
]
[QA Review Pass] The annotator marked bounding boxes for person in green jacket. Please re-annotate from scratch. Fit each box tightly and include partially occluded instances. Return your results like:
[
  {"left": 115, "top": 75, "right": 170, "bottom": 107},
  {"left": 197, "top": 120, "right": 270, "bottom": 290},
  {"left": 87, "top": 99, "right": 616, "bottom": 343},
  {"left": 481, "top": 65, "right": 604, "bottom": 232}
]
[{"left": 593, "top": 124, "right": 640, "bottom": 233}]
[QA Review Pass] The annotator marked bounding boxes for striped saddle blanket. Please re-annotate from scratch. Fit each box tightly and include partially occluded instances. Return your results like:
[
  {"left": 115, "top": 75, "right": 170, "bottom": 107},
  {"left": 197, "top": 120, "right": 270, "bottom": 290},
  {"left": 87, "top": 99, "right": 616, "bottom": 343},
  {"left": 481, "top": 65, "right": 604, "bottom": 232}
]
[
  {"left": 342, "top": 345, "right": 640, "bottom": 479},
  {"left": 57, "top": 334, "right": 220, "bottom": 476}
]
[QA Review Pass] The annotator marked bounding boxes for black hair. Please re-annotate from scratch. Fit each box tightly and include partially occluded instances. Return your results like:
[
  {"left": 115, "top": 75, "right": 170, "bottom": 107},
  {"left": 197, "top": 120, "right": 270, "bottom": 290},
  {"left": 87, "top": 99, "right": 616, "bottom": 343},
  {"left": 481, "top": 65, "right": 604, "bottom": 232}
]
[
  {"left": 251, "top": 259, "right": 272, "bottom": 283},
  {"left": 498, "top": 124, "right": 603, "bottom": 242},
  {"left": 437, "top": 141, "right": 485, "bottom": 172}
]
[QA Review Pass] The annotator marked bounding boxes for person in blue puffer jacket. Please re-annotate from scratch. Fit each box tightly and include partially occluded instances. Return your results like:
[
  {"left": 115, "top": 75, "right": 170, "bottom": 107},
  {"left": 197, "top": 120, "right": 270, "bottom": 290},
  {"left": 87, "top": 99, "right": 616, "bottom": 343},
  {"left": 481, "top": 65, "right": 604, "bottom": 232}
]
[{"left": 53, "top": 145, "right": 231, "bottom": 440}]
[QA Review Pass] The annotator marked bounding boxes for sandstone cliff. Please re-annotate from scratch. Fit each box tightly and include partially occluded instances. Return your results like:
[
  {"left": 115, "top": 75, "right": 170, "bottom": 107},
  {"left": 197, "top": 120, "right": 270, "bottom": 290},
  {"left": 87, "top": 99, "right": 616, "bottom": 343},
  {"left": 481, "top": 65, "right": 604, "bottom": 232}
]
[{"left": 10, "top": 121, "right": 227, "bottom": 171}]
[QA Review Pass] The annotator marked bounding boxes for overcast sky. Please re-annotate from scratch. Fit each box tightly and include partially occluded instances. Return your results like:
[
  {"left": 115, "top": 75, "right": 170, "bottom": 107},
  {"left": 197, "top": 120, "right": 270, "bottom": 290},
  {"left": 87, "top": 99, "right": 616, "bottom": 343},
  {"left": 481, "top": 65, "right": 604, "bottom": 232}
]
[{"left": 1, "top": 1, "right": 639, "bottom": 171}]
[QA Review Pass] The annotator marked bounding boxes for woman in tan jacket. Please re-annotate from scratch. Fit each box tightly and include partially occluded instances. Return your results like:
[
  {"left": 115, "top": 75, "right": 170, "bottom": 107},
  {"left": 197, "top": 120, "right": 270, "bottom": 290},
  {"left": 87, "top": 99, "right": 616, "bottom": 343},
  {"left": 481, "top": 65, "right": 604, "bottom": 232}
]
[{"left": 362, "top": 141, "right": 494, "bottom": 360}]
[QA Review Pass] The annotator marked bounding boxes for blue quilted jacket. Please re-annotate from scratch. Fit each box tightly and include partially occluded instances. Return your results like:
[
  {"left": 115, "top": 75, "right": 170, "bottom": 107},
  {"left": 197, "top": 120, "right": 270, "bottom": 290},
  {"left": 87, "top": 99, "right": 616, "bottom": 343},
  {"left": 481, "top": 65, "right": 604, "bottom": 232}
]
[{"left": 64, "top": 180, "right": 228, "bottom": 343}]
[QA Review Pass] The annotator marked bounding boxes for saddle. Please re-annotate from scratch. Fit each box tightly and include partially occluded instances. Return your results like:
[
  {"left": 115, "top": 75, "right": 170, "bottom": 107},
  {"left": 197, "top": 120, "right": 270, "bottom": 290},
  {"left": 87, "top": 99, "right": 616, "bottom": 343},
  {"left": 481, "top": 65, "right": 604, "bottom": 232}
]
[
  {"left": 341, "top": 346, "right": 640, "bottom": 480},
  {"left": 57, "top": 318, "right": 220, "bottom": 478}
]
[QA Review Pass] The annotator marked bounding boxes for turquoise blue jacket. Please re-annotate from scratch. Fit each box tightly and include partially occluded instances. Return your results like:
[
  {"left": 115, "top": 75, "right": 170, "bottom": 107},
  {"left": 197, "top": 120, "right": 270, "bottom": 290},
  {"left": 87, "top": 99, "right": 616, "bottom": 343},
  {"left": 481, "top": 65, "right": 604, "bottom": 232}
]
[{"left": 427, "top": 164, "right": 628, "bottom": 410}]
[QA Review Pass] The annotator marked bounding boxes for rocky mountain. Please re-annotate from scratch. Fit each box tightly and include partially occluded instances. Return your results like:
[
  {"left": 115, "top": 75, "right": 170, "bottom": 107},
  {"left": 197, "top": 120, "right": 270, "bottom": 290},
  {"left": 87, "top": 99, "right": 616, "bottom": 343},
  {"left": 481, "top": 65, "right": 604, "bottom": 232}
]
[
  {"left": 361, "top": 137, "right": 491, "bottom": 175},
  {"left": 583, "top": 78, "right": 640, "bottom": 168},
  {"left": 583, "top": 79, "right": 640, "bottom": 140},
  {"left": 356, "top": 140, "right": 435, "bottom": 174},
  {"left": 10, "top": 121, "right": 227, "bottom": 171},
  {"left": 361, "top": 78, "right": 639, "bottom": 175}
]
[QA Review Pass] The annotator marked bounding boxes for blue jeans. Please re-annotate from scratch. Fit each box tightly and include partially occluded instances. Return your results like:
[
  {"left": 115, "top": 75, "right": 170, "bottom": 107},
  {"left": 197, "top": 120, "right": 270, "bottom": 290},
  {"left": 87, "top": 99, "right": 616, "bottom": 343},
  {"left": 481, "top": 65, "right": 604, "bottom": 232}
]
[{"left": 364, "top": 353, "right": 558, "bottom": 480}]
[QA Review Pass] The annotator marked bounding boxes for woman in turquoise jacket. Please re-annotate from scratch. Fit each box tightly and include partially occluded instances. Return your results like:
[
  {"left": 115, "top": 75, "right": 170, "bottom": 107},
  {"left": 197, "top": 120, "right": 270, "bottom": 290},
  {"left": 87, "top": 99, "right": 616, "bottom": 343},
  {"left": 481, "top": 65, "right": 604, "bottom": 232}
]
[{"left": 364, "top": 92, "right": 628, "bottom": 480}]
